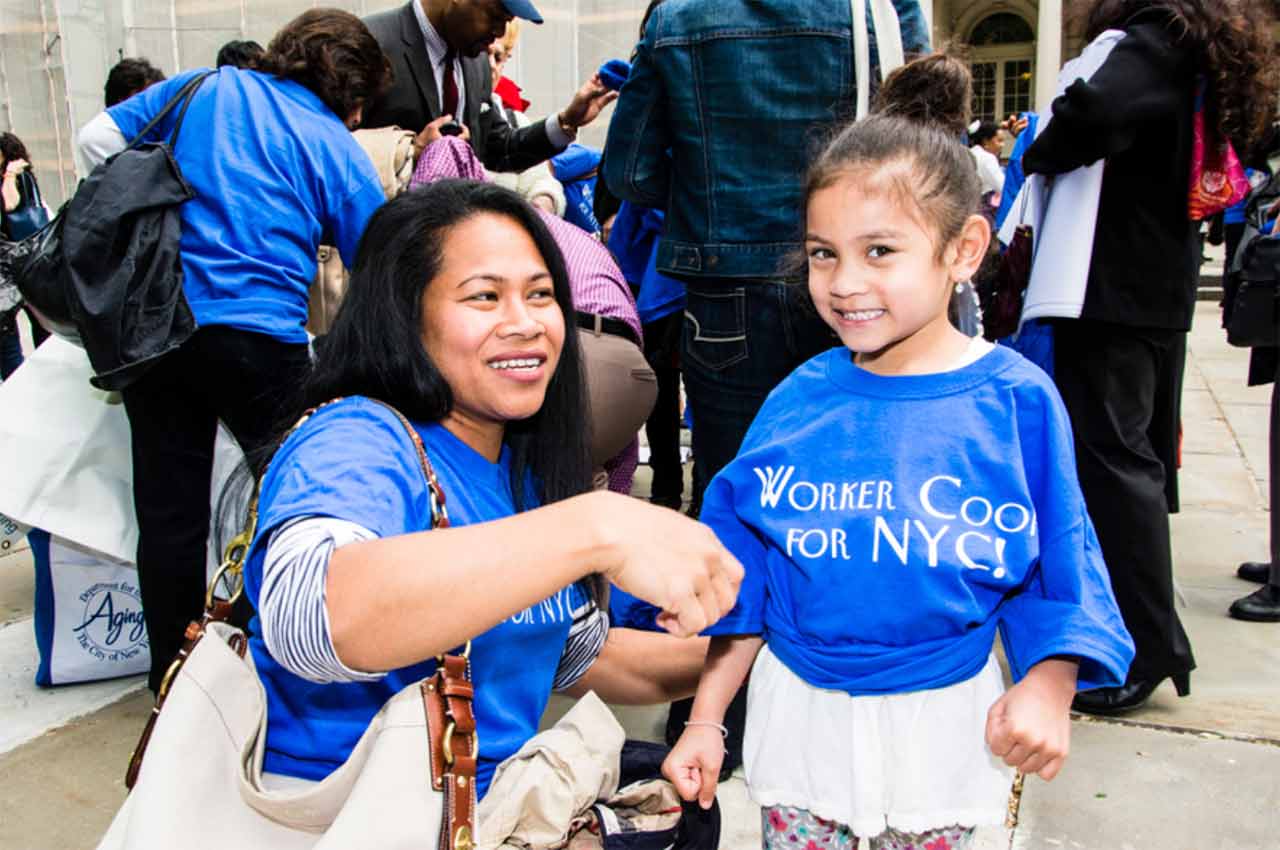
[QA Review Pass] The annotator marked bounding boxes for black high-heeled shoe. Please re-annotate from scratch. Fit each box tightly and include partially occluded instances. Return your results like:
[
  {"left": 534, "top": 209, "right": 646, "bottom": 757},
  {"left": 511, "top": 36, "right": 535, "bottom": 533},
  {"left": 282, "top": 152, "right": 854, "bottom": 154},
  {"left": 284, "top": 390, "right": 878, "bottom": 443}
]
[{"left": 1071, "top": 672, "right": 1191, "bottom": 716}]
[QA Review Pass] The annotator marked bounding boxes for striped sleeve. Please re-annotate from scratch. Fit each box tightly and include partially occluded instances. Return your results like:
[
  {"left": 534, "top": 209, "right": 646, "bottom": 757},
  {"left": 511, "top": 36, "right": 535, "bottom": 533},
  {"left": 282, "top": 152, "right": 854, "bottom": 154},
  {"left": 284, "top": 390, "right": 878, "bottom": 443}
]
[
  {"left": 258, "top": 516, "right": 383, "bottom": 684},
  {"left": 551, "top": 589, "right": 609, "bottom": 692}
]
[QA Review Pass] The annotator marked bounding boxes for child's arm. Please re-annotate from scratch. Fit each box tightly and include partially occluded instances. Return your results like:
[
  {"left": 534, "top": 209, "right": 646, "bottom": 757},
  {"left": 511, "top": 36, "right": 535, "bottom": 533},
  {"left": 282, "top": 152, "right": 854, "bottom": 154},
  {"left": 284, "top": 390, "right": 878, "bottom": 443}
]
[
  {"left": 662, "top": 634, "right": 764, "bottom": 809},
  {"left": 985, "top": 657, "right": 1078, "bottom": 781}
]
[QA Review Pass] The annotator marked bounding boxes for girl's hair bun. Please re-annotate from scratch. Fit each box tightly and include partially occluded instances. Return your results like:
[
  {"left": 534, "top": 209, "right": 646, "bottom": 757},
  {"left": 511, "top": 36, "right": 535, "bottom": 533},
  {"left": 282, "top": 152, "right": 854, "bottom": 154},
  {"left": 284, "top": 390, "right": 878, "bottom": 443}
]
[{"left": 873, "top": 52, "right": 974, "bottom": 138}]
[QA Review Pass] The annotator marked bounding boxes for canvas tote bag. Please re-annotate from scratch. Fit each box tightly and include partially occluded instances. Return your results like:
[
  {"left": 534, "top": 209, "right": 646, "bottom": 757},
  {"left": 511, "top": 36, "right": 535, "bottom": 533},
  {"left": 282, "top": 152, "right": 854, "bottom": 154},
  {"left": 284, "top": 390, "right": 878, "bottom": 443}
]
[{"left": 98, "top": 400, "right": 479, "bottom": 850}]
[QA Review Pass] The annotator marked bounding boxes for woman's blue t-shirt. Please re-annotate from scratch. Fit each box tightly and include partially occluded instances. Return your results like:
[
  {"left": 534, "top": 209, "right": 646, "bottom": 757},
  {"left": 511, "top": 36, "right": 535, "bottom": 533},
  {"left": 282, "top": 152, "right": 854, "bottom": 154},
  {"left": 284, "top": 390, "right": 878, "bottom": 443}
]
[
  {"left": 108, "top": 68, "right": 385, "bottom": 344},
  {"left": 244, "top": 398, "right": 583, "bottom": 797}
]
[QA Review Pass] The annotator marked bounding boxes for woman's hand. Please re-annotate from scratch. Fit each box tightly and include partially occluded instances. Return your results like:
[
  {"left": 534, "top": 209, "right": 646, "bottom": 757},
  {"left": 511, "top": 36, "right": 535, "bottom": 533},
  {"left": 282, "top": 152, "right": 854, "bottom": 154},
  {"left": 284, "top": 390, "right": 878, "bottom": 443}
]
[
  {"left": 985, "top": 658, "right": 1079, "bottom": 780},
  {"left": 589, "top": 493, "right": 744, "bottom": 637},
  {"left": 3, "top": 158, "right": 28, "bottom": 176},
  {"left": 662, "top": 725, "right": 725, "bottom": 810}
]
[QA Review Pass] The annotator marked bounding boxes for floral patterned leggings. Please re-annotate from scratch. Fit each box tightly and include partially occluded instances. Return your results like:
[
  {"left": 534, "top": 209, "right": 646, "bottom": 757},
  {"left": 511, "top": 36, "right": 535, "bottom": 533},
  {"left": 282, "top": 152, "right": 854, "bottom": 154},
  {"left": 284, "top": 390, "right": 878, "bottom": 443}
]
[{"left": 762, "top": 805, "right": 975, "bottom": 850}]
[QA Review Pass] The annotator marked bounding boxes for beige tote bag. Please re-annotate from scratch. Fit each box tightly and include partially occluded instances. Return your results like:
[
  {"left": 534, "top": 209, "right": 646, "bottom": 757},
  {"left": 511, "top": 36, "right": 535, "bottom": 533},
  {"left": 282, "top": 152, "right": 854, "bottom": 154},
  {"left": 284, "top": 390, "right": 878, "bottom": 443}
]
[{"left": 98, "top": 400, "right": 478, "bottom": 850}]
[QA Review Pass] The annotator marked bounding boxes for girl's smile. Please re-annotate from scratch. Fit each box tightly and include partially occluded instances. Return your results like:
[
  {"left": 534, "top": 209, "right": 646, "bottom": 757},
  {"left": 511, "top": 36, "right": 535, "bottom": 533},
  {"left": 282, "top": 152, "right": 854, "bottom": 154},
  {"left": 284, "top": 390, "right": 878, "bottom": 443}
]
[{"left": 805, "top": 172, "right": 989, "bottom": 376}]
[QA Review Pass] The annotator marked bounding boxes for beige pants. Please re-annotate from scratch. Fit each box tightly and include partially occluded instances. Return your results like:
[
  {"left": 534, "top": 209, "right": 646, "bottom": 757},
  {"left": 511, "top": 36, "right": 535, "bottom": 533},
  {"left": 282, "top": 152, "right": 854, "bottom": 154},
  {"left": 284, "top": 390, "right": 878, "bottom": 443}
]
[{"left": 579, "top": 328, "right": 657, "bottom": 469}]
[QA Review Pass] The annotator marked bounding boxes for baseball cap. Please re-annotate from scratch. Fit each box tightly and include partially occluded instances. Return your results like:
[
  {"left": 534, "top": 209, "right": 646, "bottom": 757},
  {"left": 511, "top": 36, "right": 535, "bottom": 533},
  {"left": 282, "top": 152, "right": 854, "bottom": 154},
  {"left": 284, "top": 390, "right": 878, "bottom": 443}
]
[{"left": 502, "top": 0, "right": 543, "bottom": 24}]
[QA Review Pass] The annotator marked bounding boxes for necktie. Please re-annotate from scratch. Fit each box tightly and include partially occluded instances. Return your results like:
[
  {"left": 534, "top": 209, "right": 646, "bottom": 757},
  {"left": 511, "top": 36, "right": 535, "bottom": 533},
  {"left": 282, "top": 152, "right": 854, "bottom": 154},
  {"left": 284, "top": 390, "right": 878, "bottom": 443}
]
[{"left": 442, "top": 48, "right": 459, "bottom": 119}]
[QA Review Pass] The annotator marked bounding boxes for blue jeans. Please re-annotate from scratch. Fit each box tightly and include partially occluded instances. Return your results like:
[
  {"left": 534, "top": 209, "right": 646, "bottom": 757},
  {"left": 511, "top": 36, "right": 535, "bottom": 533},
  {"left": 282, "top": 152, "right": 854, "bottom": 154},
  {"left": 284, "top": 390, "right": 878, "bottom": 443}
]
[
  {"left": 680, "top": 280, "right": 838, "bottom": 495},
  {"left": 0, "top": 315, "right": 23, "bottom": 380}
]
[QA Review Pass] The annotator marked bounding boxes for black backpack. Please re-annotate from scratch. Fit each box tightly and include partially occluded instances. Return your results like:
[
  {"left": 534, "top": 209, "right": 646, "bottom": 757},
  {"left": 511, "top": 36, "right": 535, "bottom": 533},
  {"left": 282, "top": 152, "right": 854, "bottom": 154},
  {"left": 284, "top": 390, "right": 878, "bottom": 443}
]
[
  {"left": 1224, "top": 172, "right": 1280, "bottom": 349},
  {"left": 12, "top": 71, "right": 212, "bottom": 390}
]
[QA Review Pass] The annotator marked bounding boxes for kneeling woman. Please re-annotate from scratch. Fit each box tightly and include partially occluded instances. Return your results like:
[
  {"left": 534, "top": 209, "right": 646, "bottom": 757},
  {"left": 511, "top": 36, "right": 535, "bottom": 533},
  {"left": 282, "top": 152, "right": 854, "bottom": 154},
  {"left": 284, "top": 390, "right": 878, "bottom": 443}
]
[{"left": 245, "top": 180, "right": 741, "bottom": 795}]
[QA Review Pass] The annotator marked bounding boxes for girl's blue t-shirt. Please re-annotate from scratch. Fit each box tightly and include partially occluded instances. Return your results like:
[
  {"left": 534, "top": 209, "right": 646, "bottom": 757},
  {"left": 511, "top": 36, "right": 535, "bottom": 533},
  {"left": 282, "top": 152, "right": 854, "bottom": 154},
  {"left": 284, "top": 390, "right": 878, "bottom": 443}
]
[
  {"left": 244, "top": 398, "right": 584, "bottom": 797},
  {"left": 702, "top": 345, "right": 1135, "bottom": 695},
  {"left": 108, "top": 68, "right": 385, "bottom": 344}
]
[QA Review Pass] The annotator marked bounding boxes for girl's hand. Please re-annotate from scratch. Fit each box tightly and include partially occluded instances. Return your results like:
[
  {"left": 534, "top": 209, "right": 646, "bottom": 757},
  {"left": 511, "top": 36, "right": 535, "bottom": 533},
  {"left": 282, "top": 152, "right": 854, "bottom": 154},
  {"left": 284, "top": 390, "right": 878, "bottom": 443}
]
[
  {"left": 662, "top": 725, "right": 725, "bottom": 809},
  {"left": 985, "top": 658, "right": 1079, "bottom": 781},
  {"left": 3, "top": 158, "right": 28, "bottom": 176},
  {"left": 591, "top": 493, "right": 743, "bottom": 638}
]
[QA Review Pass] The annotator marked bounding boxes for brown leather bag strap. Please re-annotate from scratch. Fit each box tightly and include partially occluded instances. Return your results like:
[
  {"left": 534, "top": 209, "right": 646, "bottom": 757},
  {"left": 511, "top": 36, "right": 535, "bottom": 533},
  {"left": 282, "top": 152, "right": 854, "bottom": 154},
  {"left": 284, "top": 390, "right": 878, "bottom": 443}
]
[
  {"left": 369, "top": 399, "right": 475, "bottom": 849},
  {"left": 367, "top": 399, "right": 452, "bottom": 530},
  {"left": 422, "top": 649, "right": 477, "bottom": 850}
]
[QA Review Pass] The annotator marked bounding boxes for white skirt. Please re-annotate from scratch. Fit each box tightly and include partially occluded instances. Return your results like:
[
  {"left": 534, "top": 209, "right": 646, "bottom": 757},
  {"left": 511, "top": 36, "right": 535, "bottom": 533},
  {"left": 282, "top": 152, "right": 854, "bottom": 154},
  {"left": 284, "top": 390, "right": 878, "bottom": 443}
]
[{"left": 743, "top": 646, "right": 1015, "bottom": 838}]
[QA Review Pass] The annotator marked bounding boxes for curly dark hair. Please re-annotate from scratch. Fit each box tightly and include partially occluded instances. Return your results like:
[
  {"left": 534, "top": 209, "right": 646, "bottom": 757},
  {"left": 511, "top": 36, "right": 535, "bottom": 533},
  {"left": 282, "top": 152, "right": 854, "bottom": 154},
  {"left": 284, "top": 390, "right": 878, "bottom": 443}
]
[
  {"left": 874, "top": 52, "right": 974, "bottom": 138},
  {"left": 0, "top": 132, "right": 30, "bottom": 166},
  {"left": 1075, "top": 0, "right": 1279, "bottom": 154},
  {"left": 253, "top": 8, "right": 392, "bottom": 122}
]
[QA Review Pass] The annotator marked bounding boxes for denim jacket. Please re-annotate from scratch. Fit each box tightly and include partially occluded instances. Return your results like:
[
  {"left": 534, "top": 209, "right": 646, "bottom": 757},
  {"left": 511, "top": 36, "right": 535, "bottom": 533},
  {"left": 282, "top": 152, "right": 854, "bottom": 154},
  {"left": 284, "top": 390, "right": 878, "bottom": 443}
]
[{"left": 602, "top": 0, "right": 929, "bottom": 281}]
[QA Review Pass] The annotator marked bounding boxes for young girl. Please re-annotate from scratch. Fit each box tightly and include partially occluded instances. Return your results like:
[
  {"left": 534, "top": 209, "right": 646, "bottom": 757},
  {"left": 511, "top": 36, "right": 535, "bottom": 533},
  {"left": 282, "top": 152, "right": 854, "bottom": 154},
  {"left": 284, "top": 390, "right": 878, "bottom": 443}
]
[{"left": 663, "top": 114, "right": 1135, "bottom": 850}]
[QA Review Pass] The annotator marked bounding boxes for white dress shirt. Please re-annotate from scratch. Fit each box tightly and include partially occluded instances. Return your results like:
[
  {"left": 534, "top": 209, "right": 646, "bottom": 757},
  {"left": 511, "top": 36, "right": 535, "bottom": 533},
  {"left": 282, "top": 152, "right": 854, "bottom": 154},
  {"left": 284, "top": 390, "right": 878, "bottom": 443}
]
[{"left": 411, "top": 1, "right": 572, "bottom": 148}]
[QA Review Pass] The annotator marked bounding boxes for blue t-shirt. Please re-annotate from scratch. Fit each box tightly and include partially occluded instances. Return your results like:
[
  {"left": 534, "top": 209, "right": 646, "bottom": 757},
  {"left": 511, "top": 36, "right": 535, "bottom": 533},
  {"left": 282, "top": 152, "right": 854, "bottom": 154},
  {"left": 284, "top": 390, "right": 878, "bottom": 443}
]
[
  {"left": 703, "top": 345, "right": 1134, "bottom": 695},
  {"left": 108, "top": 68, "right": 385, "bottom": 343},
  {"left": 244, "top": 398, "right": 584, "bottom": 797}
]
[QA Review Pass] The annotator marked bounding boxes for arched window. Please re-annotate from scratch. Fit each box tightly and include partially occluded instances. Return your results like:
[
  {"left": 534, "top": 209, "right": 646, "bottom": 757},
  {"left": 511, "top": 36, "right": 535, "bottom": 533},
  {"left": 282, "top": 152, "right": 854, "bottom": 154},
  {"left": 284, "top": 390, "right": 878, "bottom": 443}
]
[
  {"left": 968, "top": 13, "right": 1036, "bottom": 124},
  {"left": 970, "top": 12, "right": 1035, "bottom": 46}
]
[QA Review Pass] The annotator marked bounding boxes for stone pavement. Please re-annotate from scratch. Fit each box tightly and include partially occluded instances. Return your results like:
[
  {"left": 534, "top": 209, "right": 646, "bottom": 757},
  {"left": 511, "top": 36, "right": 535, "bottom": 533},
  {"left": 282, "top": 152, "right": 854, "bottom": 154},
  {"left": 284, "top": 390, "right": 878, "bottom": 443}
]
[{"left": 1, "top": 302, "right": 1278, "bottom": 849}]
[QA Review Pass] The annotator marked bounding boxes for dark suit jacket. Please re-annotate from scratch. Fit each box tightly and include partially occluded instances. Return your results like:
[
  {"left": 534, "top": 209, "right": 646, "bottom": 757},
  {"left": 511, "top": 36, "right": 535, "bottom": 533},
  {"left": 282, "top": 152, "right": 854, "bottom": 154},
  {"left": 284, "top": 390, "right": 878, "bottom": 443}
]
[{"left": 362, "top": 2, "right": 559, "bottom": 173}]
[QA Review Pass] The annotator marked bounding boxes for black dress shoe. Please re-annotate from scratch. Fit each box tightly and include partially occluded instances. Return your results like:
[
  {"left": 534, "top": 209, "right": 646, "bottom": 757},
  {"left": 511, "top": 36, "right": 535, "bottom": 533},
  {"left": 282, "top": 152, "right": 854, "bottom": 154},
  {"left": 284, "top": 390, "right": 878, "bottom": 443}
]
[
  {"left": 1228, "top": 584, "right": 1280, "bottom": 622},
  {"left": 1237, "top": 561, "right": 1272, "bottom": 584},
  {"left": 1071, "top": 672, "right": 1191, "bottom": 716}
]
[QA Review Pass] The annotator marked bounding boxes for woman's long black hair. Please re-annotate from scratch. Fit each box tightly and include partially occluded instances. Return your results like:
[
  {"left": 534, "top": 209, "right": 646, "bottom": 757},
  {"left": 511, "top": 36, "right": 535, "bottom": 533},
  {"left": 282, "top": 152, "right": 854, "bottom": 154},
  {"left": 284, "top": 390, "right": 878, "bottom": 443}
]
[
  {"left": 218, "top": 181, "right": 597, "bottom": 609},
  {"left": 302, "top": 179, "right": 592, "bottom": 511}
]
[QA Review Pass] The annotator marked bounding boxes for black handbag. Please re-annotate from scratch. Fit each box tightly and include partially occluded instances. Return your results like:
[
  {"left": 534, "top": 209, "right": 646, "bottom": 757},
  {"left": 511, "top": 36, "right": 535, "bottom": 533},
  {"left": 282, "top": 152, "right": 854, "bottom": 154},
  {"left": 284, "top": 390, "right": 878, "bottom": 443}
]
[
  {"left": 1225, "top": 174, "right": 1280, "bottom": 349},
  {"left": 4, "top": 172, "right": 49, "bottom": 241},
  {"left": 11, "top": 71, "right": 213, "bottom": 389}
]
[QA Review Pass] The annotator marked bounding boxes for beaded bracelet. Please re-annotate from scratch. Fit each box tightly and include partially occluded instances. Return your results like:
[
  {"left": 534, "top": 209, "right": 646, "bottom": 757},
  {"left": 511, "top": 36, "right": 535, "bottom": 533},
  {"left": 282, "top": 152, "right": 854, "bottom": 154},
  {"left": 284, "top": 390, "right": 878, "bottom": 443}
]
[{"left": 683, "top": 720, "right": 729, "bottom": 738}]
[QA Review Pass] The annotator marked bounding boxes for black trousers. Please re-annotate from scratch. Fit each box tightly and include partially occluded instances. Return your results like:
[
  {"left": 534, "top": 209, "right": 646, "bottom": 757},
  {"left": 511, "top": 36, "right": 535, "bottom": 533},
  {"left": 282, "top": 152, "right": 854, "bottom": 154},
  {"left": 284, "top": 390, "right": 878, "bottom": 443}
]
[
  {"left": 1053, "top": 319, "right": 1195, "bottom": 683},
  {"left": 1267, "top": 357, "right": 1280, "bottom": 586},
  {"left": 643, "top": 311, "right": 684, "bottom": 505},
  {"left": 120, "top": 326, "right": 311, "bottom": 692}
]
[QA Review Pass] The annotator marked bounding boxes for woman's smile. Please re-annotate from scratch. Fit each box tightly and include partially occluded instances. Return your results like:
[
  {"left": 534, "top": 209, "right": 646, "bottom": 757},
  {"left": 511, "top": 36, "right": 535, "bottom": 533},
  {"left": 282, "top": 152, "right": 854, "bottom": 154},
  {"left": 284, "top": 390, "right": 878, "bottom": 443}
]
[
  {"left": 420, "top": 212, "right": 566, "bottom": 458},
  {"left": 485, "top": 350, "right": 550, "bottom": 382}
]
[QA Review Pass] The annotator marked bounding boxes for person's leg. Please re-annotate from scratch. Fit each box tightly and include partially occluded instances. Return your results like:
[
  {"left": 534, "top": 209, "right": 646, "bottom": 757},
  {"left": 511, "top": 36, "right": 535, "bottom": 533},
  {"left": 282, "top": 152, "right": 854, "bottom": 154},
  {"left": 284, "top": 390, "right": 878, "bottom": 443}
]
[
  {"left": 761, "top": 806, "right": 856, "bottom": 850},
  {"left": 194, "top": 326, "right": 312, "bottom": 463},
  {"left": 190, "top": 327, "right": 313, "bottom": 629},
  {"left": 120, "top": 342, "right": 219, "bottom": 693},
  {"left": 674, "top": 279, "right": 836, "bottom": 766},
  {"left": 1265, "top": 353, "right": 1280, "bottom": 588},
  {"left": 1229, "top": 352, "right": 1280, "bottom": 619},
  {"left": 1148, "top": 332, "right": 1186, "bottom": 514},
  {"left": 0, "top": 314, "right": 23, "bottom": 380},
  {"left": 644, "top": 312, "right": 684, "bottom": 508},
  {"left": 680, "top": 280, "right": 834, "bottom": 491},
  {"left": 22, "top": 305, "right": 49, "bottom": 348},
  {"left": 869, "top": 825, "right": 976, "bottom": 850},
  {"left": 1054, "top": 320, "right": 1194, "bottom": 694}
]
